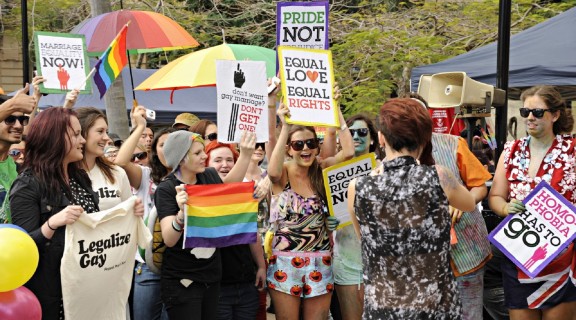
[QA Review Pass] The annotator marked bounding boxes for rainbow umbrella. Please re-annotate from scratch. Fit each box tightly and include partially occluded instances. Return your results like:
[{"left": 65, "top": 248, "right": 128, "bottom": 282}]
[
  {"left": 135, "top": 43, "right": 276, "bottom": 102},
  {"left": 72, "top": 10, "right": 199, "bottom": 56}
]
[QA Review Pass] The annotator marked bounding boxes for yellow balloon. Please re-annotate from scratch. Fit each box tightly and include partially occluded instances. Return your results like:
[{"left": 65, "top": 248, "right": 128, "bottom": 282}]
[{"left": 0, "top": 228, "right": 39, "bottom": 292}]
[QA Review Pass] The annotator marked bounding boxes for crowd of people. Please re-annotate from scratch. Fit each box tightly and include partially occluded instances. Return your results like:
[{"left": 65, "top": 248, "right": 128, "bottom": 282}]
[{"left": 1, "top": 77, "right": 575, "bottom": 320}]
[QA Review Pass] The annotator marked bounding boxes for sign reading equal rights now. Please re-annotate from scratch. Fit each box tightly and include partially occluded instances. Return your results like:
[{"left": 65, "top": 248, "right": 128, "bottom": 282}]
[
  {"left": 489, "top": 181, "right": 576, "bottom": 278},
  {"left": 322, "top": 153, "right": 376, "bottom": 229}
]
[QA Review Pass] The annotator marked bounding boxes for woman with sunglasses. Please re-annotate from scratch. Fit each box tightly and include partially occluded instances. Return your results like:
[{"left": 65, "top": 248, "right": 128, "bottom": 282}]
[
  {"left": 114, "top": 107, "right": 175, "bottom": 320},
  {"left": 331, "top": 114, "right": 381, "bottom": 320},
  {"left": 347, "top": 98, "right": 475, "bottom": 319},
  {"left": 9, "top": 141, "right": 25, "bottom": 166},
  {"left": 489, "top": 85, "right": 576, "bottom": 319},
  {"left": 266, "top": 104, "right": 353, "bottom": 320},
  {"left": 190, "top": 119, "right": 218, "bottom": 142}
]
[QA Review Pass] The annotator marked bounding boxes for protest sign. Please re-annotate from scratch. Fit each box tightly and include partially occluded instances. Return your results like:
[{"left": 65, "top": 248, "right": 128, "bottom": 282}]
[
  {"left": 278, "top": 46, "right": 339, "bottom": 127},
  {"left": 216, "top": 60, "right": 268, "bottom": 143},
  {"left": 323, "top": 153, "right": 376, "bottom": 229},
  {"left": 489, "top": 181, "right": 576, "bottom": 278},
  {"left": 34, "top": 31, "right": 91, "bottom": 94},
  {"left": 276, "top": 1, "right": 329, "bottom": 50}
]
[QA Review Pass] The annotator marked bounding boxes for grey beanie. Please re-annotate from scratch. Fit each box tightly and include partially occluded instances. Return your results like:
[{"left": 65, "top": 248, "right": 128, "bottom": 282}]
[{"left": 163, "top": 130, "right": 204, "bottom": 172}]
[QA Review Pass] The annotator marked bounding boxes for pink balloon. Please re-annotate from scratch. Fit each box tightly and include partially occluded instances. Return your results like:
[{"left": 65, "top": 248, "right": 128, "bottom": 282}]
[{"left": 0, "top": 286, "right": 42, "bottom": 320}]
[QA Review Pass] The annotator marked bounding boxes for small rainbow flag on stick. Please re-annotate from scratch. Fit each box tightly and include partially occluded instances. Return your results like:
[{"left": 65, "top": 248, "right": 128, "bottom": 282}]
[
  {"left": 93, "top": 23, "right": 129, "bottom": 98},
  {"left": 184, "top": 182, "right": 258, "bottom": 248}
]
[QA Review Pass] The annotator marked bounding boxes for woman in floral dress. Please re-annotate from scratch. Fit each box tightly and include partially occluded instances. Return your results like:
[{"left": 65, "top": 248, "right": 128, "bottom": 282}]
[{"left": 489, "top": 85, "right": 576, "bottom": 319}]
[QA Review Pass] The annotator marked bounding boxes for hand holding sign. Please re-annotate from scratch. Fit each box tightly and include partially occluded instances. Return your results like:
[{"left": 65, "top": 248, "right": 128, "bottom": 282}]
[
  {"left": 505, "top": 199, "right": 526, "bottom": 216},
  {"left": 238, "top": 131, "right": 257, "bottom": 156},
  {"left": 277, "top": 103, "right": 291, "bottom": 126}
]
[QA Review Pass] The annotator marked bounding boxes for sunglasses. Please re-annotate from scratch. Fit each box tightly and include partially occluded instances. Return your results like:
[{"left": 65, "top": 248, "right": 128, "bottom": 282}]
[
  {"left": 519, "top": 108, "right": 552, "bottom": 119},
  {"left": 350, "top": 128, "right": 369, "bottom": 137},
  {"left": 205, "top": 133, "right": 217, "bottom": 141},
  {"left": 4, "top": 115, "right": 29, "bottom": 126},
  {"left": 255, "top": 142, "right": 265, "bottom": 150},
  {"left": 289, "top": 139, "right": 319, "bottom": 151},
  {"left": 131, "top": 152, "right": 148, "bottom": 162},
  {"left": 8, "top": 149, "right": 23, "bottom": 158}
]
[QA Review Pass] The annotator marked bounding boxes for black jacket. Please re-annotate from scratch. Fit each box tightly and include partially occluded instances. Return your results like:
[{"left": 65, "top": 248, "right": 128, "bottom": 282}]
[{"left": 10, "top": 169, "right": 99, "bottom": 320}]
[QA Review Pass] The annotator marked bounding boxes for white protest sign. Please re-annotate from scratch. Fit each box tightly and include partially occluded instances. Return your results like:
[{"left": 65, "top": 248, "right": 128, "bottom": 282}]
[
  {"left": 278, "top": 46, "right": 338, "bottom": 127},
  {"left": 34, "top": 32, "right": 91, "bottom": 94},
  {"left": 276, "top": 1, "right": 329, "bottom": 50},
  {"left": 489, "top": 181, "right": 576, "bottom": 278},
  {"left": 323, "top": 153, "right": 376, "bottom": 229},
  {"left": 216, "top": 60, "right": 269, "bottom": 143}
]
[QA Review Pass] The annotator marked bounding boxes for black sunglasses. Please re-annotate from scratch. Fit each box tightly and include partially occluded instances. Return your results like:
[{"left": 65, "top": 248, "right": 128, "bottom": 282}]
[
  {"left": 4, "top": 115, "right": 29, "bottom": 126},
  {"left": 8, "top": 149, "right": 23, "bottom": 157},
  {"left": 255, "top": 142, "right": 265, "bottom": 150},
  {"left": 519, "top": 108, "right": 552, "bottom": 119},
  {"left": 131, "top": 152, "right": 148, "bottom": 161},
  {"left": 205, "top": 133, "right": 217, "bottom": 141},
  {"left": 289, "top": 139, "right": 319, "bottom": 151},
  {"left": 350, "top": 128, "right": 369, "bottom": 137}
]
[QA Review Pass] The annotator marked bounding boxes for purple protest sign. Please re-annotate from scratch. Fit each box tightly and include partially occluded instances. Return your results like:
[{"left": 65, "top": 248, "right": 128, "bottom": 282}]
[
  {"left": 276, "top": 1, "right": 329, "bottom": 50},
  {"left": 488, "top": 181, "right": 576, "bottom": 278}
]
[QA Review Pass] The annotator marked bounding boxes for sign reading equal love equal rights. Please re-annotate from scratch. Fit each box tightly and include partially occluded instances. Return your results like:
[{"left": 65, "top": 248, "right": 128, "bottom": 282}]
[
  {"left": 489, "top": 181, "right": 576, "bottom": 278},
  {"left": 277, "top": 46, "right": 339, "bottom": 127}
]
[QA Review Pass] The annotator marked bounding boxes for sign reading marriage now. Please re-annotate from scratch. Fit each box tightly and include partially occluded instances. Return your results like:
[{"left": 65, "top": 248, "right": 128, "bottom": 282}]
[
  {"left": 489, "top": 181, "right": 576, "bottom": 278},
  {"left": 278, "top": 46, "right": 339, "bottom": 127}
]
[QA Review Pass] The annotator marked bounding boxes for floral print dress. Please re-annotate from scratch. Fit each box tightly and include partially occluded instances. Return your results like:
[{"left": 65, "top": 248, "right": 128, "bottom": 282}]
[
  {"left": 501, "top": 134, "right": 576, "bottom": 309},
  {"left": 354, "top": 156, "right": 462, "bottom": 319}
]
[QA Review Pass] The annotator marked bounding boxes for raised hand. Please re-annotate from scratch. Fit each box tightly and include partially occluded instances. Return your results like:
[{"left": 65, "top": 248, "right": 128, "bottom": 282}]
[
  {"left": 6, "top": 84, "right": 36, "bottom": 114},
  {"left": 63, "top": 89, "right": 80, "bottom": 109},
  {"left": 175, "top": 184, "right": 189, "bottom": 212},
  {"left": 131, "top": 106, "right": 148, "bottom": 129},
  {"left": 276, "top": 103, "right": 291, "bottom": 126},
  {"left": 57, "top": 64, "right": 71, "bottom": 90},
  {"left": 237, "top": 131, "right": 256, "bottom": 156},
  {"left": 233, "top": 63, "right": 246, "bottom": 88},
  {"left": 31, "top": 75, "right": 46, "bottom": 104}
]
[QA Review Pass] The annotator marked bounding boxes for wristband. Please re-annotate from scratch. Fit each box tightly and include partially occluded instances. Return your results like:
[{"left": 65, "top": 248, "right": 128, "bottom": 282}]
[
  {"left": 172, "top": 219, "right": 183, "bottom": 232},
  {"left": 47, "top": 218, "right": 57, "bottom": 231},
  {"left": 340, "top": 124, "right": 348, "bottom": 131},
  {"left": 268, "top": 105, "right": 276, "bottom": 109}
]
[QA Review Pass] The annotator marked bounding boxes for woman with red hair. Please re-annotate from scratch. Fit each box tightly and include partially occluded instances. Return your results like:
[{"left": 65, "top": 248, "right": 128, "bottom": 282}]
[
  {"left": 347, "top": 98, "right": 475, "bottom": 319},
  {"left": 204, "top": 141, "right": 239, "bottom": 180}
]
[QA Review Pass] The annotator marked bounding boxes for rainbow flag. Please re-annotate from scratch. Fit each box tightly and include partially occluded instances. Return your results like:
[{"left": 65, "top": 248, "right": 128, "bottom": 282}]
[
  {"left": 93, "top": 24, "right": 128, "bottom": 98},
  {"left": 184, "top": 182, "right": 258, "bottom": 248}
]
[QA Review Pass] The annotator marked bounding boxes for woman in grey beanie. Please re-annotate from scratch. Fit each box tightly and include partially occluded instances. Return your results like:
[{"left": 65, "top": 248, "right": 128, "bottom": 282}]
[{"left": 154, "top": 130, "right": 256, "bottom": 320}]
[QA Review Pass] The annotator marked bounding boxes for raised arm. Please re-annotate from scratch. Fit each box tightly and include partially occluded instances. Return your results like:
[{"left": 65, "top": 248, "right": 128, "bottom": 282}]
[
  {"left": 266, "top": 79, "right": 280, "bottom": 162},
  {"left": 268, "top": 104, "right": 291, "bottom": 186},
  {"left": 222, "top": 131, "right": 256, "bottom": 183},
  {"left": 437, "top": 165, "right": 475, "bottom": 212},
  {"left": 62, "top": 89, "right": 80, "bottom": 109},
  {"left": 319, "top": 107, "right": 354, "bottom": 168},
  {"left": 347, "top": 178, "right": 361, "bottom": 241},
  {"left": 0, "top": 84, "right": 36, "bottom": 121},
  {"left": 114, "top": 106, "right": 147, "bottom": 189}
]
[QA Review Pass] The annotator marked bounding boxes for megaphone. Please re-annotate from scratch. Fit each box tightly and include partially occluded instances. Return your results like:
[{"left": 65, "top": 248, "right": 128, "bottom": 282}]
[
  {"left": 418, "top": 72, "right": 506, "bottom": 109},
  {"left": 417, "top": 74, "right": 432, "bottom": 102}
]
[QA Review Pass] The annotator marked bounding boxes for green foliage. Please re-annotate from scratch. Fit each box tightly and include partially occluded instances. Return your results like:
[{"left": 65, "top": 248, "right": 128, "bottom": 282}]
[{"left": 2, "top": 0, "right": 574, "bottom": 116}]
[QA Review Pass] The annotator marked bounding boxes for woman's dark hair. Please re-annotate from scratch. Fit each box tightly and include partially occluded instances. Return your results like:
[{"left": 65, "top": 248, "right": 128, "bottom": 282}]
[
  {"left": 346, "top": 114, "right": 384, "bottom": 159},
  {"left": 75, "top": 107, "right": 116, "bottom": 184},
  {"left": 23, "top": 107, "right": 90, "bottom": 200},
  {"left": 520, "top": 85, "right": 574, "bottom": 135},
  {"left": 189, "top": 119, "right": 216, "bottom": 137},
  {"left": 286, "top": 125, "right": 327, "bottom": 203},
  {"left": 150, "top": 127, "right": 176, "bottom": 184},
  {"left": 379, "top": 98, "right": 435, "bottom": 165}
]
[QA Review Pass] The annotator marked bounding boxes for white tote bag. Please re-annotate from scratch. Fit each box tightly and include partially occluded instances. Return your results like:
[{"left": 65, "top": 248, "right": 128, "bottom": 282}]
[{"left": 61, "top": 196, "right": 151, "bottom": 320}]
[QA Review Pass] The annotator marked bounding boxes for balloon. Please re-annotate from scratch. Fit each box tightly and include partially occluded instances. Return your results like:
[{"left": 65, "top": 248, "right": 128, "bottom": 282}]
[
  {"left": 0, "top": 228, "right": 39, "bottom": 292},
  {"left": 0, "top": 224, "right": 26, "bottom": 233},
  {"left": 0, "top": 286, "right": 42, "bottom": 320}
]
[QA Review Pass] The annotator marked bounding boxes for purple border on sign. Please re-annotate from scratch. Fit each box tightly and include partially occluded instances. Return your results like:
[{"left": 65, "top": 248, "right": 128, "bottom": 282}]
[
  {"left": 276, "top": 1, "right": 330, "bottom": 72},
  {"left": 488, "top": 181, "right": 576, "bottom": 278}
]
